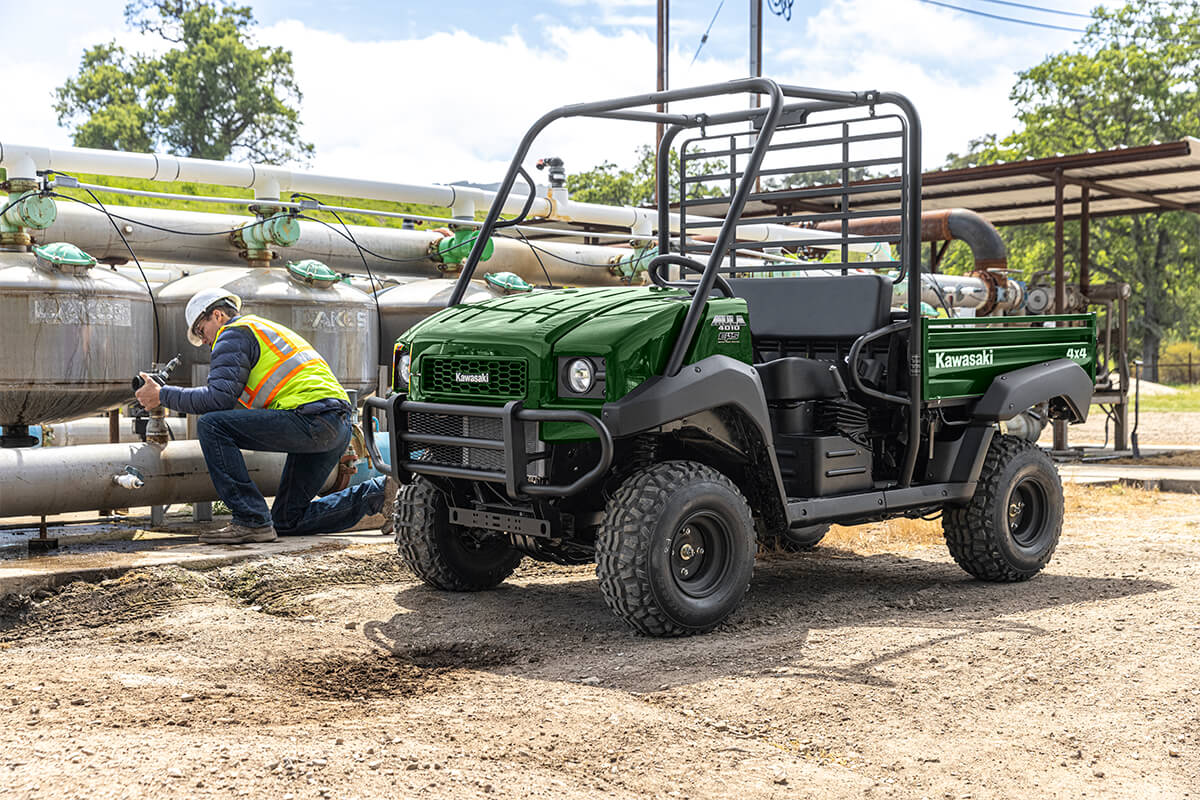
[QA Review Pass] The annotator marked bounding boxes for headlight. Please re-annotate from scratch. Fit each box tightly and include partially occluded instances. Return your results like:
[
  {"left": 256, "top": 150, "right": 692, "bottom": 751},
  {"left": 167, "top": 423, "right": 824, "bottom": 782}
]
[
  {"left": 566, "top": 358, "right": 594, "bottom": 394},
  {"left": 399, "top": 352, "right": 412, "bottom": 385}
]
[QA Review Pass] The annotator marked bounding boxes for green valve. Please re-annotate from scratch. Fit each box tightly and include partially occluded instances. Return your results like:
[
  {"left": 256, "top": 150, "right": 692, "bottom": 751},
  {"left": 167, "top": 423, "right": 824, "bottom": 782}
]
[
  {"left": 485, "top": 271, "right": 533, "bottom": 293},
  {"left": 33, "top": 241, "right": 97, "bottom": 272},
  {"left": 432, "top": 229, "right": 494, "bottom": 266},
  {"left": 1, "top": 191, "right": 57, "bottom": 232},
  {"left": 608, "top": 244, "right": 656, "bottom": 282},
  {"left": 286, "top": 259, "right": 339, "bottom": 287},
  {"left": 237, "top": 211, "right": 301, "bottom": 255}
]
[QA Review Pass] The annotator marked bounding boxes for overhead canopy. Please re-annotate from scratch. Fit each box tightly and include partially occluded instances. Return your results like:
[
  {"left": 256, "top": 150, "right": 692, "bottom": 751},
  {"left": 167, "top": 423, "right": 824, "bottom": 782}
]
[{"left": 682, "top": 138, "right": 1200, "bottom": 227}]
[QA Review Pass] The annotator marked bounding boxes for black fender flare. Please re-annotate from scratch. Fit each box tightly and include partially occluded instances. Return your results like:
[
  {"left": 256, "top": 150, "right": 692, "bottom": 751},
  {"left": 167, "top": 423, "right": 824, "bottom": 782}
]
[
  {"left": 600, "top": 355, "right": 788, "bottom": 522},
  {"left": 971, "top": 358, "right": 1092, "bottom": 423}
]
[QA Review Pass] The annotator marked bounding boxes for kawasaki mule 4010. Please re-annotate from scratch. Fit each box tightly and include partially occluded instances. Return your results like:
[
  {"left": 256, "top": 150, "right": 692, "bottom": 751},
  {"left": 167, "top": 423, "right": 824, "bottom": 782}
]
[{"left": 365, "top": 79, "right": 1095, "bottom": 636}]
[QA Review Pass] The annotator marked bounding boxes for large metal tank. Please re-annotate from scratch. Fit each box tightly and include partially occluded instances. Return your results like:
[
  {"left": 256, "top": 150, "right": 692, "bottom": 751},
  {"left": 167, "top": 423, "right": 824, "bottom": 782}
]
[
  {"left": 375, "top": 279, "right": 503, "bottom": 365},
  {"left": 0, "top": 248, "right": 155, "bottom": 427},
  {"left": 155, "top": 265, "right": 379, "bottom": 398}
]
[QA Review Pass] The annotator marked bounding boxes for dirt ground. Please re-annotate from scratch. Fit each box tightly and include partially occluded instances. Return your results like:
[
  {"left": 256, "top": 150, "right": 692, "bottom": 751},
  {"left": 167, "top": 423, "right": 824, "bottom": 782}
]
[
  {"left": 1044, "top": 410, "right": 1200, "bottom": 449},
  {"left": 2, "top": 480, "right": 1199, "bottom": 800}
]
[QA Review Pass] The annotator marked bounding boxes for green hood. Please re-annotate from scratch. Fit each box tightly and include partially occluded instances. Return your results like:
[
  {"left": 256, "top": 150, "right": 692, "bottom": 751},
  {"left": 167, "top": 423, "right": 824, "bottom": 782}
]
[{"left": 402, "top": 285, "right": 750, "bottom": 409}]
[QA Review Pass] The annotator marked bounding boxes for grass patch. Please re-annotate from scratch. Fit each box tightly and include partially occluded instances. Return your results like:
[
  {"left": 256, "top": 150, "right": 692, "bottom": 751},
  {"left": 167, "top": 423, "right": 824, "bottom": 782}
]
[{"left": 1136, "top": 384, "right": 1200, "bottom": 413}]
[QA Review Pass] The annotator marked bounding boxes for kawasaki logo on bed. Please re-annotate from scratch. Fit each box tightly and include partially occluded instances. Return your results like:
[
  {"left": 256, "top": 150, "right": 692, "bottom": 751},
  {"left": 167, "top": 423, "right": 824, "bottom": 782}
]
[
  {"left": 934, "top": 349, "right": 995, "bottom": 370},
  {"left": 455, "top": 372, "right": 489, "bottom": 384}
]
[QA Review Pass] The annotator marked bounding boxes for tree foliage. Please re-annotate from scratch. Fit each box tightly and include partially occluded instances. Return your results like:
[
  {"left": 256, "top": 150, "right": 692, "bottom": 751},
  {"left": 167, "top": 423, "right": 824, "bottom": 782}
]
[
  {"left": 943, "top": 1, "right": 1200, "bottom": 376},
  {"left": 566, "top": 145, "right": 726, "bottom": 207},
  {"left": 55, "top": 1, "right": 312, "bottom": 164}
]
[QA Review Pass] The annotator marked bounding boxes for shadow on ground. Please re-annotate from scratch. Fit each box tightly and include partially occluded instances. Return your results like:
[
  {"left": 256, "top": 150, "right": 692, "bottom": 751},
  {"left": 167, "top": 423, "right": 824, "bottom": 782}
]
[{"left": 350, "top": 548, "right": 1169, "bottom": 696}]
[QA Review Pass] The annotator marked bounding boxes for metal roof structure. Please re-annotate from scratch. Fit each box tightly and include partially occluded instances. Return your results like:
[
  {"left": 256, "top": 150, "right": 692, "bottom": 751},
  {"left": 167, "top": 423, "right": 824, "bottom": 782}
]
[{"left": 680, "top": 138, "right": 1200, "bottom": 227}]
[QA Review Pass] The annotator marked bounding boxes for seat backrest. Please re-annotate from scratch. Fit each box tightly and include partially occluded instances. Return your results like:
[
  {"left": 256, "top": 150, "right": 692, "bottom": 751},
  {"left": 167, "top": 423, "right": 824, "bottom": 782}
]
[{"left": 726, "top": 274, "right": 893, "bottom": 340}]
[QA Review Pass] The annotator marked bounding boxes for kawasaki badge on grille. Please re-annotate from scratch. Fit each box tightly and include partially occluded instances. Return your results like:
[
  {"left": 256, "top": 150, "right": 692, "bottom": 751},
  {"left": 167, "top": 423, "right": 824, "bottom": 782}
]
[{"left": 455, "top": 372, "right": 489, "bottom": 384}]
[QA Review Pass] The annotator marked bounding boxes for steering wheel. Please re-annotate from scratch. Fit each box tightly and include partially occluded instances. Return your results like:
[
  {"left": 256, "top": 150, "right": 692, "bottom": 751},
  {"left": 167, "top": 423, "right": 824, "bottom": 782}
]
[{"left": 647, "top": 254, "right": 734, "bottom": 298}]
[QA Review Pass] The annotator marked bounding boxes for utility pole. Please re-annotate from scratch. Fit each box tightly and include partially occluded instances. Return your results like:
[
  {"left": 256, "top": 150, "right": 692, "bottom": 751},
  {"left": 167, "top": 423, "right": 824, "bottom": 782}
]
[
  {"left": 750, "top": 0, "right": 762, "bottom": 106},
  {"left": 656, "top": 0, "right": 669, "bottom": 205}
]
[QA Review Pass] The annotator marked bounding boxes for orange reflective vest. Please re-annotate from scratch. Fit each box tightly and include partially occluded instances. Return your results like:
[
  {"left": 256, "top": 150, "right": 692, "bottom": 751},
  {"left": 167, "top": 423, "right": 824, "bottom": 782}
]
[{"left": 215, "top": 314, "right": 349, "bottom": 410}]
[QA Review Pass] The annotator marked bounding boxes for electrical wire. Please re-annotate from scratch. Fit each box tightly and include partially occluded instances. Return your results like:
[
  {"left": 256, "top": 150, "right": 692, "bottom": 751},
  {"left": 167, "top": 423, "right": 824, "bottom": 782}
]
[
  {"left": 291, "top": 193, "right": 385, "bottom": 353},
  {"left": 918, "top": 0, "right": 1088, "bottom": 32},
  {"left": 692, "top": 0, "right": 725, "bottom": 65},
  {"left": 512, "top": 227, "right": 556, "bottom": 289},
  {"left": 44, "top": 178, "right": 164, "bottom": 363},
  {"left": 972, "top": 0, "right": 1092, "bottom": 18}
]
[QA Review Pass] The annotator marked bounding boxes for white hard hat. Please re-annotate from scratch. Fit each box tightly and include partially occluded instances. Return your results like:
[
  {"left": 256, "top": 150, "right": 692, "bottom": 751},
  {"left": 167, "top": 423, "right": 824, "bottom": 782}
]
[{"left": 185, "top": 288, "right": 242, "bottom": 346}]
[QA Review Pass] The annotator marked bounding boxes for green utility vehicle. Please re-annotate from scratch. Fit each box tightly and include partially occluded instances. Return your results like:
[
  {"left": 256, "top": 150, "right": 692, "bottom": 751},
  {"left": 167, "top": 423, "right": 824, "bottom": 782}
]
[{"left": 364, "top": 79, "right": 1096, "bottom": 636}]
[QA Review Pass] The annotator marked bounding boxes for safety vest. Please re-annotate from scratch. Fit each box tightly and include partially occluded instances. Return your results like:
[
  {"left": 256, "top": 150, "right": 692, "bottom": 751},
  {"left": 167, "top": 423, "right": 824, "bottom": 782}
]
[{"left": 215, "top": 314, "right": 350, "bottom": 410}]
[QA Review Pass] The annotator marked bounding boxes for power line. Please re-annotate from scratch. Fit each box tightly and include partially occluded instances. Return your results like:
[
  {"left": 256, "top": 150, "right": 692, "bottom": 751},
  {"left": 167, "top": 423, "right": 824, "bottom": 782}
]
[
  {"left": 972, "top": 0, "right": 1093, "bottom": 19},
  {"left": 691, "top": 0, "right": 725, "bottom": 65},
  {"left": 919, "top": 0, "right": 1088, "bottom": 32}
]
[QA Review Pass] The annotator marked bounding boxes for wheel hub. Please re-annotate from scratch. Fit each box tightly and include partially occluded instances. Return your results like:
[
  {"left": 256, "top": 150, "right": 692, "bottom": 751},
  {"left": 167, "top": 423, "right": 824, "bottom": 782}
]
[
  {"left": 669, "top": 514, "right": 729, "bottom": 598},
  {"left": 1007, "top": 477, "right": 1048, "bottom": 548}
]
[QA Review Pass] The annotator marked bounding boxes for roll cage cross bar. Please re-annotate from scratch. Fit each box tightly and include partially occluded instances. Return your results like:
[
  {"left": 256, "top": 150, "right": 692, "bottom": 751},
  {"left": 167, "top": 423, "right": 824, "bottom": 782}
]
[{"left": 446, "top": 78, "right": 925, "bottom": 488}]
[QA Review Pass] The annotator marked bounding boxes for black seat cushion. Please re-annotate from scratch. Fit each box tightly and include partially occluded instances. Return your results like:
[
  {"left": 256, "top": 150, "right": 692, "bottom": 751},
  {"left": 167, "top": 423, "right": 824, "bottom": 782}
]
[
  {"left": 755, "top": 357, "right": 846, "bottom": 402},
  {"left": 726, "top": 274, "right": 893, "bottom": 340}
]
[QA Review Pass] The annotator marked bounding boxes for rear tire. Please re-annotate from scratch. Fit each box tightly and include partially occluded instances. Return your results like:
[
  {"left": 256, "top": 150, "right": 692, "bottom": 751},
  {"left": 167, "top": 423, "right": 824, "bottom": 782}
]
[
  {"left": 394, "top": 478, "right": 523, "bottom": 591},
  {"left": 942, "top": 435, "right": 1063, "bottom": 582},
  {"left": 595, "top": 461, "right": 756, "bottom": 636}
]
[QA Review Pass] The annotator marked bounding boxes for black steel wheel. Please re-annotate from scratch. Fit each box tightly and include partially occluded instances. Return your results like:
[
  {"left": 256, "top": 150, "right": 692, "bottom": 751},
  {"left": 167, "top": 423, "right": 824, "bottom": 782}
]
[
  {"left": 393, "top": 478, "right": 523, "bottom": 591},
  {"left": 943, "top": 435, "right": 1063, "bottom": 582},
  {"left": 595, "top": 461, "right": 756, "bottom": 636}
]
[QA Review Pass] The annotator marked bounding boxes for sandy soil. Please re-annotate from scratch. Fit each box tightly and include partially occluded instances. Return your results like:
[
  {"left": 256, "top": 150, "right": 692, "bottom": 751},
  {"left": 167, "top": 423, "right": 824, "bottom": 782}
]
[{"left": 2, "top": 483, "right": 1199, "bottom": 800}]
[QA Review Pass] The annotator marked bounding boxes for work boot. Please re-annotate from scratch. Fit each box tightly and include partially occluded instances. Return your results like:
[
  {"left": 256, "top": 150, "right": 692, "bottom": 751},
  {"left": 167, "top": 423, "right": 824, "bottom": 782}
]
[
  {"left": 379, "top": 477, "right": 399, "bottom": 536},
  {"left": 199, "top": 523, "right": 277, "bottom": 544}
]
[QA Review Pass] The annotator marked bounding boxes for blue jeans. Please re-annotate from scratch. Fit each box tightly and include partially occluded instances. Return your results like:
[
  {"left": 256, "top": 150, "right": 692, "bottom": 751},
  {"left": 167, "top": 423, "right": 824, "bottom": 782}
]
[{"left": 196, "top": 407, "right": 386, "bottom": 536}]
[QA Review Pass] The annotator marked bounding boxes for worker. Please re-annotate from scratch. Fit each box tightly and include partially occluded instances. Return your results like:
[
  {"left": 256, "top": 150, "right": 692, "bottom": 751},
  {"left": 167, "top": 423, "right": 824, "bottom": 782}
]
[{"left": 134, "top": 288, "right": 392, "bottom": 544}]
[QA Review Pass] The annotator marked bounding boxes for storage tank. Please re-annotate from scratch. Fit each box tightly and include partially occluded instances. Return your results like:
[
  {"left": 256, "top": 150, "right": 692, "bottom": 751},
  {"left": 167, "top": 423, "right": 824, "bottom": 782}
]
[
  {"left": 154, "top": 263, "right": 379, "bottom": 398},
  {"left": 0, "top": 244, "right": 155, "bottom": 427},
  {"left": 375, "top": 278, "right": 503, "bottom": 365}
]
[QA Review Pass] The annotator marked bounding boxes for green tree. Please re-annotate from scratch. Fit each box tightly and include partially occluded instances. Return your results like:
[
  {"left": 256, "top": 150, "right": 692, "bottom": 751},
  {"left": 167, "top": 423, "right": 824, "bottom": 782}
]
[
  {"left": 944, "top": 1, "right": 1200, "bottom": 379},
  {"left": 567, "top": 145, "right": 726, "bottom": 207},
  {"left": 55, "top": 1, "right": 312, "bottom": 164}
]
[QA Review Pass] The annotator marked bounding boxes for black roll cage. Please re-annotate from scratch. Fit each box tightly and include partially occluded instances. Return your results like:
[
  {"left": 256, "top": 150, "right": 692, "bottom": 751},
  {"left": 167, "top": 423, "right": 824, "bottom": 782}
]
[{"left": 445, "top": 78, "right": 925, "bottom": 488}]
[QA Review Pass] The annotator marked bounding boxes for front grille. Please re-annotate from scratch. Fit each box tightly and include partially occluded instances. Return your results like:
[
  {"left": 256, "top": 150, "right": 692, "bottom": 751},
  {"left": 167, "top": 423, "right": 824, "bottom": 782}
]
[
  {"left": 407, "top": 411, "right": 542, "bottom": 477},
  {"left": 422, "top": 356, "right": 527, "bottom": 400}
]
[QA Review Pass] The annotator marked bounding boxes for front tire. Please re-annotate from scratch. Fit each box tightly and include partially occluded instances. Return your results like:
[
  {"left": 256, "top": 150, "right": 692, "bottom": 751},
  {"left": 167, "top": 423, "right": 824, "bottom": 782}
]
[
  {"left": 942, "top": 435, "right": 1063, "bottom": 582},
  {"left": 394, "top": 478, "right": 523, "bottom": 591},
  {"left": 596, "top": 461, "right": 756, "bottom": 636}
]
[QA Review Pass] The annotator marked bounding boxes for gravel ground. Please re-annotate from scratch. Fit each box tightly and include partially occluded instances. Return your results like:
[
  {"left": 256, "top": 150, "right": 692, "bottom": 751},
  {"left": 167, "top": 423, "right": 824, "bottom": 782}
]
[{"left": 2, "top": 482, "right": 1198, "bottom": 800}]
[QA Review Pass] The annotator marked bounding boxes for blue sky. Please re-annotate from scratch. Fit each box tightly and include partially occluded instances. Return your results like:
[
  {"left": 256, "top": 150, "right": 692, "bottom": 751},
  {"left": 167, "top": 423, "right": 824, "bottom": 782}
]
[{"left": 2, "top": 0, "right": 1113, "bottom": 187}]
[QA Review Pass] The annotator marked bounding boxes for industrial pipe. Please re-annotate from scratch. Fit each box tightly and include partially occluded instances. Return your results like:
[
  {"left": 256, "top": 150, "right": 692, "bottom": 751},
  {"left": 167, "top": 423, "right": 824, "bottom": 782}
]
[
  {"left": 818, "top": 209, "right": 1022, "bottom": 315},
  {"left": 6, "top": 142, "right": 871, "bottom": 253},
  {"left": 41, "top": 416, "right": 188, "bottom": 447},
  {"left": 41, "top": 204, "right": 637, "bottom": 286},
  {"left": 0, "top": 440, "right": 334, "bottom": 518}
]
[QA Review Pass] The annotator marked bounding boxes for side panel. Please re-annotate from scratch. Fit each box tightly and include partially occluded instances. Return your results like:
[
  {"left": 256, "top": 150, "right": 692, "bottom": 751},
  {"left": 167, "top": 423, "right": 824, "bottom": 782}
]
[{"left": 923, "top": 314, "right": 1096, "bottom": 402}]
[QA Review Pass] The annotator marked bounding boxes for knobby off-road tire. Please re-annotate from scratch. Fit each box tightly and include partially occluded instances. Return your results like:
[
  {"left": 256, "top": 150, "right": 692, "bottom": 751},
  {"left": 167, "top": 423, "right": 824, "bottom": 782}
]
[
  {"left": 394, "top": 478, "right": 523, "bottom": 591},
  {"left": 595, "top": 461, "right": 756, "bottom": 636},
  {"left": 943, "top": 435, "right": 1064, "bottom": 582}
]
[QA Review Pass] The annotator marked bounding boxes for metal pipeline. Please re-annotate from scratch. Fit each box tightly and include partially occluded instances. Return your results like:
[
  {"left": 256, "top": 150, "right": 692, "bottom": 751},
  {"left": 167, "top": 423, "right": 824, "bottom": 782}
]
[
  {"left": 41, "top": 204, "right": 635, "bottom": 286},
  {"left": 0, "top": 440, "right": 335, "bottom": 518},
  {"left": 818, "top": 209, "right": 1021, "bottom": 315},
  {"left": 40, "top": 416, "right": 189, "bottom": 447}
]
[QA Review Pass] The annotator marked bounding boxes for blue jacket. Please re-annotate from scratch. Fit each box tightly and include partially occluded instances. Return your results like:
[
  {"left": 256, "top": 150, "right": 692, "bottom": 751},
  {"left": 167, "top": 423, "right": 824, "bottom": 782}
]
[
  {"left": 159, "top": 320, "right": 258, "bottom": 415},
  {"left": 159, "top": 315, "right": 349, "bottom": 416}
]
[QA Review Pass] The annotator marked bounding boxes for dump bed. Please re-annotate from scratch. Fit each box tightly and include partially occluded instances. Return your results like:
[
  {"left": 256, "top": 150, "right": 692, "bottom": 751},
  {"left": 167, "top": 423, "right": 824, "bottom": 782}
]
[{"left": 922, "top": 314, "right": 1096, "bottom": 402}]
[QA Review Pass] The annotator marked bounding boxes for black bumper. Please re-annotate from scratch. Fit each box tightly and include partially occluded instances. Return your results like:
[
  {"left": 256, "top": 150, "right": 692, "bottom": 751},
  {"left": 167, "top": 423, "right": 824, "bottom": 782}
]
[{"left": 363, "top": 394, "right": 614, "bottom": 499}]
